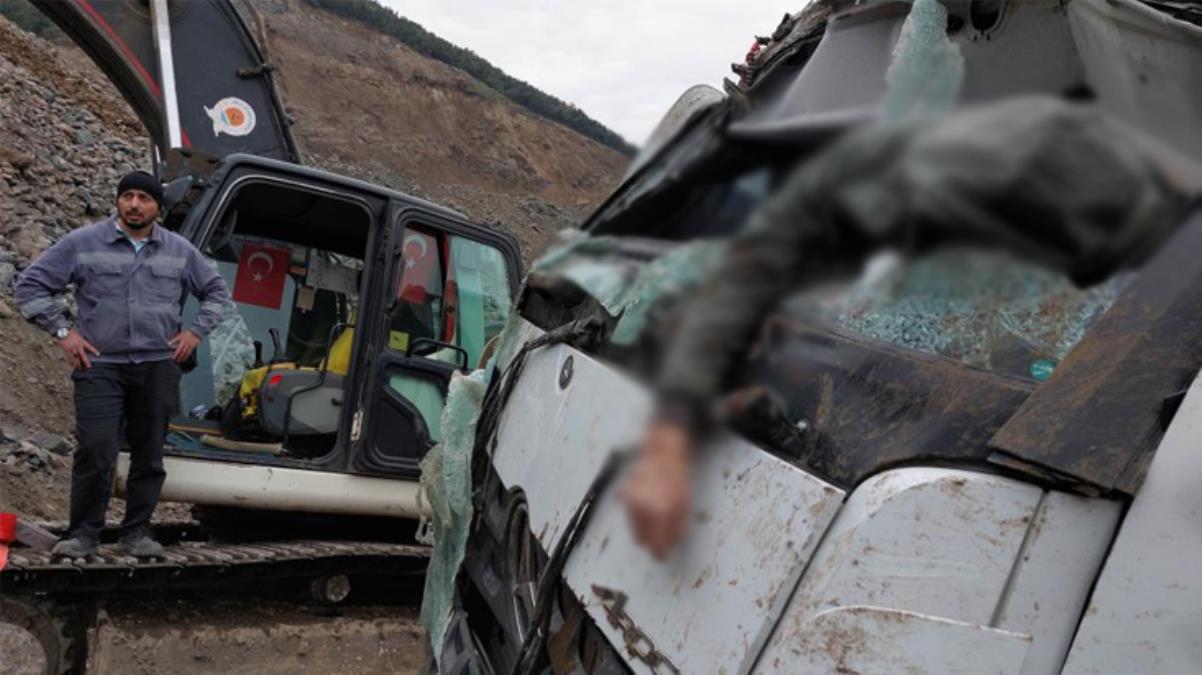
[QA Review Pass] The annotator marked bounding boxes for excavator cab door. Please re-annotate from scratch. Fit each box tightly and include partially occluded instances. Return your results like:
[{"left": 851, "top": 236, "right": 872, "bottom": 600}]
[{"left": 355, "top": 206, "right": 521, "bottom": 475}]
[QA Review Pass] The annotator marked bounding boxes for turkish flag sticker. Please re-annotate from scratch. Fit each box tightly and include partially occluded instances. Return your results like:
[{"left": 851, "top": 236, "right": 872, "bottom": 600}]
[{"left": 233, "top": 242, "right": 290, "bottom": 309}]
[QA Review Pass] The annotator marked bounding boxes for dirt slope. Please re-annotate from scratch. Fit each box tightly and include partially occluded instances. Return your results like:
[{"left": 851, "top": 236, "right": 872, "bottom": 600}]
[{"left": 258, "top": 0, "right": 628, "bottom": 257}]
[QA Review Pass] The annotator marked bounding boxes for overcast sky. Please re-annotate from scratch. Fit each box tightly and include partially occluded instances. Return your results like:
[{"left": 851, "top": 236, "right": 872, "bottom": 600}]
[{"left": 378, "top": 1, "right": 797, "bottom": 146}]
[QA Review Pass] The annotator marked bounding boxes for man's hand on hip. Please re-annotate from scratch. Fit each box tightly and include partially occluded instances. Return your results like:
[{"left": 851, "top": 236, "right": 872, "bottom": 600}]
[
  {"left": 168, "top": 330, "right": 201, "bottom": 363},
  {"left": 57, "top": 330, "right": 100, "bottom": 370}
]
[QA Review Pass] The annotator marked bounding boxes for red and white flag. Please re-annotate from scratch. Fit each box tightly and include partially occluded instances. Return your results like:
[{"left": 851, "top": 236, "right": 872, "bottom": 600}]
[{"left": 233, "top": 242, "right": 290, "bottom": 309}]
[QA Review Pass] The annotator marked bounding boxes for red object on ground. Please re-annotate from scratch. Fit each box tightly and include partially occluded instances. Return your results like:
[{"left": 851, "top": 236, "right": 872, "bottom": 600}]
[
  {"left": 0, "top": 512, "right": 15, "bottom": 543},
  {"left": 0, "top": 512, "right": 15, "bottom": 571},
  {"left": 233, "top": 242, "right": 291, "bottom": 309}
]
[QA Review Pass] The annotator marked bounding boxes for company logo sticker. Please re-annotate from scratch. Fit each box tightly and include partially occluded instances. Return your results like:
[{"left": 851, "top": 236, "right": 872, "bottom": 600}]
[{"left": 204, "top": 97, "right": 257, "bottom": 137}]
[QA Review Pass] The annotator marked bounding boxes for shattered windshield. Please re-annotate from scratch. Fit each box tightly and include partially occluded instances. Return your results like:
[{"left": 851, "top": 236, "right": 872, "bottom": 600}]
[{"left": 801, "top": 248, "right": 1131, "bottom": 381}]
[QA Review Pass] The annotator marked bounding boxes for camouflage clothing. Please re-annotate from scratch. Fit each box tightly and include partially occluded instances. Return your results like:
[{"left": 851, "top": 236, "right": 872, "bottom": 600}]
[{"left": 656, "top": 97, "right": 1183, "bottom": 416}]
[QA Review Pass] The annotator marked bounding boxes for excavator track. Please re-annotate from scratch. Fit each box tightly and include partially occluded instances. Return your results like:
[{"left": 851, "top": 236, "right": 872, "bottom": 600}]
[
  {"left": 1, "top": 521, "right": 430, "bottom": 673},
  {"left": 1, "top": 524, "right": 429, "bottom": 595}
]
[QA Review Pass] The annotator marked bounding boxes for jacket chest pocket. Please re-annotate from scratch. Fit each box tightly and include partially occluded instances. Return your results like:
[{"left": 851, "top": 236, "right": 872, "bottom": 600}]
[
  {"left": 144, "top": 265, "right": 184, "bottom": 303},
  {"left": 83, "top": 263, "right": 127, "bottom": 297}
]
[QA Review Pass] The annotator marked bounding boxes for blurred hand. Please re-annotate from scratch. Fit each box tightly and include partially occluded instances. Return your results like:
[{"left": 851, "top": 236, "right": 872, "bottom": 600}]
[
  {"left": 57, "top": 330, "right": 100, "bottom": 370},
  {"left": 169, "top": 330, "right": 201, "bottom": 363},
  {"left": 622, "top": 419, "right": 695, "bottom": 560}
]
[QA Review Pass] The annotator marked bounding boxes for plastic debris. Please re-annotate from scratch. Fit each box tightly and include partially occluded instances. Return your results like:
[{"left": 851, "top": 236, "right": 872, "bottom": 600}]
[
  {"left": 533, "top": 231, "right": 730, "bottom": 346},
  {"left": 206, "top": 298, "right": 257, "bottom": 403},
  {"left": 419, "top": 367, "right": 488, "bottom": 666},
  {"left": 611, "top": 240, "right": 729, "bottom": 345}
]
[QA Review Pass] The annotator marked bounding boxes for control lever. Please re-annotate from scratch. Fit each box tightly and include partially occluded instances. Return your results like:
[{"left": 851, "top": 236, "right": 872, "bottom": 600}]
[
  {"left": 252, "top": 341, "right": 264, "bottom": 369},
  {"left": 268, "top": 328, "right": 282, "bottom": 364}
]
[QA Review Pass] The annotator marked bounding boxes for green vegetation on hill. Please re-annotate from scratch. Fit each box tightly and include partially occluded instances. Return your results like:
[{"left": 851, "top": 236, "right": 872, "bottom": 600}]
[{"left": 303, "top": 0, "right": 636, "bottom": 156}]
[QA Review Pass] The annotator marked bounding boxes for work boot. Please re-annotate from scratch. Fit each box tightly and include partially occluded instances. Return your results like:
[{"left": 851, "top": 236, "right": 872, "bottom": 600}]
[
  {"left": 51, "top": 536, "right": 98, "bottom": 558},
  {"left": 118, "top": 527, "right": 164, "bottom": 557}
]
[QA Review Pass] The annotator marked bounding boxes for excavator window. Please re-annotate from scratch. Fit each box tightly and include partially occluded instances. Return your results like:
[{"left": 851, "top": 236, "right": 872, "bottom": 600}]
[
  {"left": 387, "top": 226, "right": 513, "bottom": 369},
  {"left": 172, "top": 180, "right": 373, "bottom": 458},
  {"left": 378, "top": 224, "right": 514, "bottom": 445}
]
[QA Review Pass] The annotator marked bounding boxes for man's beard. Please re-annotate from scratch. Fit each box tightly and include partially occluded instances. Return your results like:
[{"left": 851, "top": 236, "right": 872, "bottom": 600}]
[{"left": 120, "top": 209, "right": 154, "bottom": 229}]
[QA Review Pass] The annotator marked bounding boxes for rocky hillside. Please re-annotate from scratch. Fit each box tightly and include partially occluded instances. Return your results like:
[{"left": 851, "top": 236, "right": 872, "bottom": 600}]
[
  {"left": 0, "top": 16, "right": 147, "bottom": 516},
  {"left": 0, "top": 0, "right": 629, "bottom": 518}
]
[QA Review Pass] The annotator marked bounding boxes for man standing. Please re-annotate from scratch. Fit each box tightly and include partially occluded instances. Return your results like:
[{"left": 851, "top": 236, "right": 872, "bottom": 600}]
[{"left": 15, "top": 170, "right": 229, "bottom": 558}]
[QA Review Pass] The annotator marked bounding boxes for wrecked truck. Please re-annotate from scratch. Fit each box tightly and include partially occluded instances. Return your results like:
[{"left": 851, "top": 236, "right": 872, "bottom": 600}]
[{"left": 431, "top": 1, "right": 1202, "bottom": 673}]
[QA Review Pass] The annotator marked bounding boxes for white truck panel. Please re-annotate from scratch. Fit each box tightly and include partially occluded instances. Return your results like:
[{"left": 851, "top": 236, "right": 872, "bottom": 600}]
[
  {"left": 1062, "top": 371, "right": 1202, "bottom": 674},
  {"left": 756, "top": 468, "right": 1041, "bottom": 673},
  {"left": 994, "top": 492, "right": 1121, "bottom": 675},
  {"left": 771, "top": 606, "right": 1031, "bottom": 674},
  {"left": 492, "top": 343, "right": 652, "bottom": 552},
  {"left": 564, "top": 433, "right": 843, "bottom": 675},
  {"left": 492, "top": 342, "right": 844, "bottom": 675}
]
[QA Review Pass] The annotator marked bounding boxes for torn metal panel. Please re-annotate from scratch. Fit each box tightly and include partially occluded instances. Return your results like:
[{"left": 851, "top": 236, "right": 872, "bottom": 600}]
[
  {"left": 739, "top": 318, "right": 1034, "bottom": 488},
  {"left": 730, "top": 1, "right": 1084, "bottom": 141},
  {"left": 989, "top": 210, "right": 1202, "bottom": 495},
  {"left": 1060, "top": 369, "right": 1202, "bottom": 674}
]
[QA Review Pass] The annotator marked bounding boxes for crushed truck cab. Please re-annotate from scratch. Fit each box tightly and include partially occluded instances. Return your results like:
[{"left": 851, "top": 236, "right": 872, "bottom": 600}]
[{"left": 444, "top": 1, "right": 1202, "bottom": 673}]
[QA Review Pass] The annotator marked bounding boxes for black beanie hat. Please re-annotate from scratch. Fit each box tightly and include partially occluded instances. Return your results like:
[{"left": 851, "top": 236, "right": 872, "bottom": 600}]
[{"left": 116, "top": 170, "right": 163, "bottom": 208}]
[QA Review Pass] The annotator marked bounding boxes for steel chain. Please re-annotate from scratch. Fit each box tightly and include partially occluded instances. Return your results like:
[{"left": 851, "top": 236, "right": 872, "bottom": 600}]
[{"left": 592, "top": 585, "right": 682, "bottom": 675}]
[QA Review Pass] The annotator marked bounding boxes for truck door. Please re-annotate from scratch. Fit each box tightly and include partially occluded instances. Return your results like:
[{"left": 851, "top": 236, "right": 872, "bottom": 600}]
[{"left": 356, "top": 208, "right": 521, "bottom": 475}]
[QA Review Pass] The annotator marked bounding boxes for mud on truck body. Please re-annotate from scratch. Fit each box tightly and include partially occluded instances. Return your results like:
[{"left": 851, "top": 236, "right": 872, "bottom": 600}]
[
  {"left": 441, "top": 1, "right": 1202, "bottom": 673},
  {"left": 2, "top": 1, "right": 522, "bottom": 671}
]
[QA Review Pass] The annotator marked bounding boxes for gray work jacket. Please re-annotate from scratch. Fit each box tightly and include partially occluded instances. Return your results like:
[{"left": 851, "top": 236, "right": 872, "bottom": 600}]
[{"left": 15, "top": 216, "right": 229, "bottom": 363}]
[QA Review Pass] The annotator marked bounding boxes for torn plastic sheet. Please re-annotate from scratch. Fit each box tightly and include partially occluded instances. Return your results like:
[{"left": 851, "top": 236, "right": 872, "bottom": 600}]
[
  {"left": 881, "top": 0, "right": 965, "bottom": 122},
  {"left": 610, "top": 240, "right": 729, "bottom": 345},
  {"left": 534, "top": 230, "right": 731, "bottom": 346},
  {"left": 207, "top": 299, "right": 256, "bottom": 404},
  {"left": 419, "top": 367, "right": 488, "bottom": 665}
]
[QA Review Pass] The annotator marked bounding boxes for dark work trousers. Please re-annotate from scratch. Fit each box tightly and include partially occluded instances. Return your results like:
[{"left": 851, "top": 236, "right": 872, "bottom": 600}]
[{"left": 69, "top": 360, "right": 180, "bottom": 542}]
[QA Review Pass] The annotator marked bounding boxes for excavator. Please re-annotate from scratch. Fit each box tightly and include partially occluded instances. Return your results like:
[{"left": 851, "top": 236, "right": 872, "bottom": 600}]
[
  {"left": 0, "top": 1, "right": 521, "bottom": 671},
  {"left": 439, "top": 0, "right": 1202, "bottom": 673}
]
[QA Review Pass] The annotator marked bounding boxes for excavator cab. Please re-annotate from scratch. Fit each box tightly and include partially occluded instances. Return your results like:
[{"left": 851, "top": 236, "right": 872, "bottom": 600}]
[
  {"left": 157, "top": 157, "right": 521, "bottom": 493},
  {"left": 26, "top": 0, "right": 523, "bottom": 517}
]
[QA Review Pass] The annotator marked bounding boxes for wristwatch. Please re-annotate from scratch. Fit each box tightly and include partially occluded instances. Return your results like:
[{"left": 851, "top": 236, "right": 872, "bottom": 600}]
[{"left": 54, "top": 327, "right": 70, "bottom": 340}]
